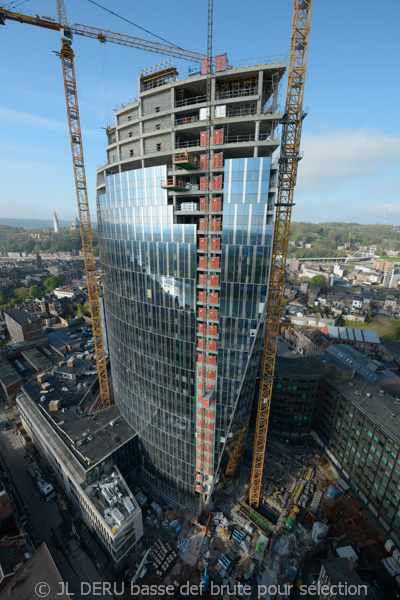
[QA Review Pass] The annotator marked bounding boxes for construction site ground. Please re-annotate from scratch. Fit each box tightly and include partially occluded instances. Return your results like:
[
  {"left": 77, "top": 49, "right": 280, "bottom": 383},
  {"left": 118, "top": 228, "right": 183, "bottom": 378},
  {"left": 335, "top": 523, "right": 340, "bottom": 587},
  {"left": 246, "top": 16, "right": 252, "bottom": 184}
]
[{"left": 124, "top": 440, "right": 395, "bottom": 600}]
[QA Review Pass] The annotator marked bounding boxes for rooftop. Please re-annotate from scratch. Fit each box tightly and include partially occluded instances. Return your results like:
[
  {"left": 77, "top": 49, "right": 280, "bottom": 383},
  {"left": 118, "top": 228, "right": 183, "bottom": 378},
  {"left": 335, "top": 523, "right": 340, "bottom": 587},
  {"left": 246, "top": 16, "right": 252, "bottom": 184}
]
[
  {"left": 0, "top": 535, "right": 30, "bottom": 580},
  {"left": 275, "top": 357, "right": 323, "bottom": 379},
  {"left": 325, "top": 368, "right": 400, "bottom": 443},
  {"left": 0, "top": 543, "right": 69, "bottom": 600},
  {"left": 321, "top": 558, "right": 365, "bottom": 599},
  {"left": 4, "top": 309, "right": 40, "bottom": 326},
  {"left": 20, "top": 348, "right": 52, "bottom": 372},
  {"left": 0, "top": 357, "right": 22, "bottom": 390},
  {"left": 22, "top": 364, "right": 136, "bottom": 470},
  {"left": 322, "top": 325, "right": 380, "bottom": 345},
  {"left": 326, "top": 344, "right": 400, "bottom": 389},
  {"left": 85, "top": 466, "right": 141, "bottom": 529}
]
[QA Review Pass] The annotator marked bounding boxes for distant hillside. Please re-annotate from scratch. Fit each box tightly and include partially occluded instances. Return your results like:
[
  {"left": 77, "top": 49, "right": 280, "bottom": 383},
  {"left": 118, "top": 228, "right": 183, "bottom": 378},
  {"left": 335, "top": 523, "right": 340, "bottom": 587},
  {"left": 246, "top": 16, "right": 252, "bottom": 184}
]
[
  {"left": 0, "top": 217, "right": 97, "bottom": 230},
  {"left": 288, "top": 222, "right": 400, "bottom": 259},
  {"left": 0, "top": 224, "right": 98, "bottom": 256}
]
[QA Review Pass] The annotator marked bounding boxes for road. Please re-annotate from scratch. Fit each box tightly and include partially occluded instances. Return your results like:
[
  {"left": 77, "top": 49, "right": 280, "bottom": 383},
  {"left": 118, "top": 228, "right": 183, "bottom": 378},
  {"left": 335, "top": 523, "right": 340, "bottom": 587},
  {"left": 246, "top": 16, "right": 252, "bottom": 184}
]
[{"left": 0, "top": 405, "right": 110, "bottom": 600}]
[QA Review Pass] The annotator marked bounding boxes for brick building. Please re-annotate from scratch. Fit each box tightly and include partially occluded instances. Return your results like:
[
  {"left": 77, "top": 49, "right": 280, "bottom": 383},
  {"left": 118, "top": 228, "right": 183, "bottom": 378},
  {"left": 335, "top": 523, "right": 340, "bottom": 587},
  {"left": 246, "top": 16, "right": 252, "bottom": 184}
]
[{"left": 4, "top": 309, "right": 42, "bottom": 343}]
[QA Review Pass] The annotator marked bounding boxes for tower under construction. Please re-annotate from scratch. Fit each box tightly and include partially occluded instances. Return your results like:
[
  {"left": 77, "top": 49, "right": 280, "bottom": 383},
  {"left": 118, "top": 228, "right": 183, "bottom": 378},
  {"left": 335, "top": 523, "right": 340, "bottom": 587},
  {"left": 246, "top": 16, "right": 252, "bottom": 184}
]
[{"left": 97, "top": 58, "right": 285, "bottom": 503}]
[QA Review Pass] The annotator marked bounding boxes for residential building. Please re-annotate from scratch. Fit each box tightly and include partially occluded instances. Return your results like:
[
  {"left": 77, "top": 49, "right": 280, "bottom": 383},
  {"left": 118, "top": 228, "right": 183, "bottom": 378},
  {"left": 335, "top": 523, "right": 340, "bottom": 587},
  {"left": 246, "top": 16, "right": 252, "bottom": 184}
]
[
  {"left": 53, "top": 211, "right": 59, "bottom": 233},
  {"left": 284, "top": 327, "right": 329, "bottom": 356},
  {"left": 383, "top": 264, "right": 400, "bottom": 288},
  {"left": 4, "top": 309, "right": 42, "bottom": 343},
  {"left": 97, "top": 59, "right": 285, "bottom": 503}
]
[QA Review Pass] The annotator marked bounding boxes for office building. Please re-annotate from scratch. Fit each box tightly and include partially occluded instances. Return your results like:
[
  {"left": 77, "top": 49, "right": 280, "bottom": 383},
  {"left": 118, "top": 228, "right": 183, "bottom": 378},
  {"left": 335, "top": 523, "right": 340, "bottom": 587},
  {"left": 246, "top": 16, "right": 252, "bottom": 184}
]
[
  {"left": 17, "top": 362, "right": 143, "bottom": 564},
  {"left": 96, "top": 58, "right": 285, "bottom": 502},
  {"left": 268, "top": 353, "right": 400, "bottom": 546}
]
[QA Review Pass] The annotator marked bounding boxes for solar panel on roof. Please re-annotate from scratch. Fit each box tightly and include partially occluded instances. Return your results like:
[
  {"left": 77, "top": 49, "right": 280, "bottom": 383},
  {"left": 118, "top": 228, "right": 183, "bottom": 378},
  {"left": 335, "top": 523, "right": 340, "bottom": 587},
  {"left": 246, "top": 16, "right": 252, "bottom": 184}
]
[{"left": 347, "top": 329, "right": 355, "bottom": 341}]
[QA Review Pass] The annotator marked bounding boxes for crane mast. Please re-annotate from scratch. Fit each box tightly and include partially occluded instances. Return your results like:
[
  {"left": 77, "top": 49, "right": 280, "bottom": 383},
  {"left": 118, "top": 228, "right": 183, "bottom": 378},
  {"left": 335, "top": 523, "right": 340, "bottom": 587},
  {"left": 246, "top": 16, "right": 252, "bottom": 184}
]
[
  {"left": 56, "top": 0, "right": 110, "bottom": 409},
  {"left": 248, "top": 0, "right": 313, "bottom": 508},
  {"left": 59, "top": 37, "right": 112, "bottom": 409}
]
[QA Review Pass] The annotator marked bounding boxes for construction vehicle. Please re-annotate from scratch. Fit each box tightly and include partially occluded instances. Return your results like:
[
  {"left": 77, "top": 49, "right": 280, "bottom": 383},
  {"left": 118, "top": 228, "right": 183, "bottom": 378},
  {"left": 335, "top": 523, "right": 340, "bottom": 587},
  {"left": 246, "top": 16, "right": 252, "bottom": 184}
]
[
  {"left": 0, "top": 2, "right": 205, "bottom": 411},
  {"left": 27, "top": 461, "right": 55, "bottom": 502},
  {"left": 225, "top": 0, "right": 314, "bottom": 510}
]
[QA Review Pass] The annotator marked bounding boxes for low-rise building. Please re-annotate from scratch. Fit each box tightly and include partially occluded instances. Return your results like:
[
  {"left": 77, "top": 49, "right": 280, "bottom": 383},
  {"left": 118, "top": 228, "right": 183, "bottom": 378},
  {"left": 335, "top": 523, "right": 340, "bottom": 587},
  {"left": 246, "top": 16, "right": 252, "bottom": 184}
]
[
  {"left": 53, "top": 286, "right": 78, "bottom": 299},
  {"left": 318, "top": 558, "right": 366, "bottom": 600},
  {"left": 4, "top": 309, "right": 42, "bottom": 343},
  {"left": 320, "top": 325, "right": 380, "bottom": 351},
  {"left": 0, "top": 356, "right": 23, "bottom": 399}
]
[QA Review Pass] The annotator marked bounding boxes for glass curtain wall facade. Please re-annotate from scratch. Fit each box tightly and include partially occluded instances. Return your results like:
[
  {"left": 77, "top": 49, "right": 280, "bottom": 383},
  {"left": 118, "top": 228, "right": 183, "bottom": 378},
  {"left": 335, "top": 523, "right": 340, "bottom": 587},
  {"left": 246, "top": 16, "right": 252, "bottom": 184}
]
[
  {"left": 316, "top": 382, "right": 400, "bottom": 541},
  {"left": 98, "top": 158, "right": 273, "bottom": 501}
]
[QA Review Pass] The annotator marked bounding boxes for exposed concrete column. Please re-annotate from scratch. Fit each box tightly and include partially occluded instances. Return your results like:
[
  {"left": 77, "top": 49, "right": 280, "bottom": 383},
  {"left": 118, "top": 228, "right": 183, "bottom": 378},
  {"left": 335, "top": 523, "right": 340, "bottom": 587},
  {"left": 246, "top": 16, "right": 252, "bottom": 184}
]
[
  {"left": 211, "top": 77, "right": 216, "bottom": 117},
  {"left": 257, "top": 70, "right": 263, "bottom": 114},
  {"left": 254, "top": 120, "right": 260, "bottom": 158}
]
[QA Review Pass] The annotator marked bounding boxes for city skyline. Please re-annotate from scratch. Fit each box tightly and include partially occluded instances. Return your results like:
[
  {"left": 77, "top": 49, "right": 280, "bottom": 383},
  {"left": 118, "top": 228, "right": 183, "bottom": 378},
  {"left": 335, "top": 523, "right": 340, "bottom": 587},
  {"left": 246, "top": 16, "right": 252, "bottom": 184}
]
[{"left": 0, "top": 0, "right": 399, "bottom": 224}]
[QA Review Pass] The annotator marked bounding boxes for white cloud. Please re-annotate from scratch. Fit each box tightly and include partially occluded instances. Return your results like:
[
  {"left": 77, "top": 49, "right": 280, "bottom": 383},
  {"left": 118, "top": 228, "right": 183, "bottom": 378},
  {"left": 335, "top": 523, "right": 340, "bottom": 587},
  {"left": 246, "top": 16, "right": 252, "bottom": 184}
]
[
  {"left": 0, "top": 107, "right": 103, "bottom": 139},
  {"left": 296, "top": 129, "right": 400, "bottom": 191}
]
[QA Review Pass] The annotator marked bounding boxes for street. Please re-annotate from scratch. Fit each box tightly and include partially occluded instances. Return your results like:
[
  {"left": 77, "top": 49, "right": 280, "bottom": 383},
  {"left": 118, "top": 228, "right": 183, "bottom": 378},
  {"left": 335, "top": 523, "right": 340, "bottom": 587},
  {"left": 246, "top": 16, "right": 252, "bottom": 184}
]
[{"left": 0, "top": 405, "right": 111, "bottom": 600}]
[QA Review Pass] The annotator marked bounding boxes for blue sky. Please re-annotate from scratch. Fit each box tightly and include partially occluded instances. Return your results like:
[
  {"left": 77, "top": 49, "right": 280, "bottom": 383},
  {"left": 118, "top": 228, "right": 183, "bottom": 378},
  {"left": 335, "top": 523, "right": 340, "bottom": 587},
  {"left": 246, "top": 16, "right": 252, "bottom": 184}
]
[{"left": 0, "top": 0, "right": 399, "bottom": 224}]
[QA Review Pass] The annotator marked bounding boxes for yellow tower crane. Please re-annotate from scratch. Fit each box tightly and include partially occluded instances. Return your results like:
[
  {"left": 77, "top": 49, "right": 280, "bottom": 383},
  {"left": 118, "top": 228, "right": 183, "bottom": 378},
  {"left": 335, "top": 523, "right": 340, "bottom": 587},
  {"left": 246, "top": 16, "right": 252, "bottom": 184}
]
[
  {"left": 0, "top": 2, "right": 205, "bottom": 410},
  {"left": 225, "top": 0, "right": 313, "bottom": 508}
]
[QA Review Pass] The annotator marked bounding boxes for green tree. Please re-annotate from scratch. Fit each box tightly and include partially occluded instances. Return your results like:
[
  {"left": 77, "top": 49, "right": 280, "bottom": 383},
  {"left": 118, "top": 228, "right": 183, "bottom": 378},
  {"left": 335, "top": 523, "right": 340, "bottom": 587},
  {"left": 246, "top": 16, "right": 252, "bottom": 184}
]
[
  {"left": 309, "top": 275, "right": 327, "bottom": 288},
  {"left": 13, "top": 287, "right": 30, "bottom": 303},
  {"left": 77, "top": 303, "right": 90, "bottom": 317},
  {"left": 29, "top": 285, "right": 42, "bottom": 299},
  {"left": 44, "top": 276, "right": 64, "bottom": 293},
  {"left": 0, "top": 290, "right": 7, "bottom": 305}
]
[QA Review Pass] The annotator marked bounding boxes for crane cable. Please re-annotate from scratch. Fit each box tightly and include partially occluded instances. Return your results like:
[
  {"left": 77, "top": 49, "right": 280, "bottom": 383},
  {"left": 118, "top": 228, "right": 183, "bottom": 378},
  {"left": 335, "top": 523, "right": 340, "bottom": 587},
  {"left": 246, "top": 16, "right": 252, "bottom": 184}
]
[{"left": 87, "top": 0, "right": 184, "bottom": 50}]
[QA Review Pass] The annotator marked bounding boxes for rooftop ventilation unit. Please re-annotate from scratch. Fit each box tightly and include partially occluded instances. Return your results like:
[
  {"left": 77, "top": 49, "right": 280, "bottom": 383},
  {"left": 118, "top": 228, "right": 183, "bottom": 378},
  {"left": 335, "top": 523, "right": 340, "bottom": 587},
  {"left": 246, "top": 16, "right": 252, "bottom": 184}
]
[{"left": 111, "top": 507, "right": 125, "bottom": 526}]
